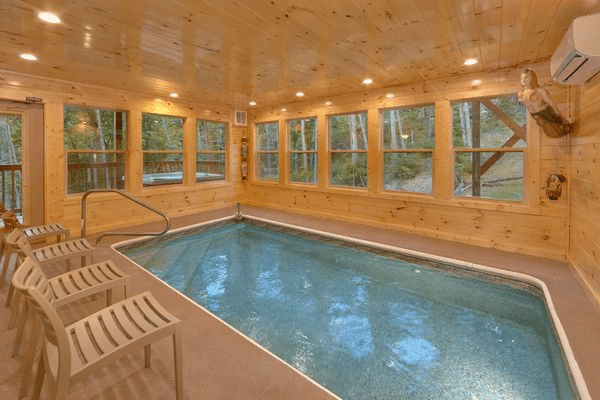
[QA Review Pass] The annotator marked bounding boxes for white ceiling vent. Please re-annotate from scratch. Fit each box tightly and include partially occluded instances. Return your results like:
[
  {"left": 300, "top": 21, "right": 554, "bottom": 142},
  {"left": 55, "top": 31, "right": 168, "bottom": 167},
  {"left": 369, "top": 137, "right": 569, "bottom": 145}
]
[
  {"left": 233, "top": 110, "right": 247, "bottom": 126},
  {"left": 551, "top": 13, "right": 600, "bottom": 85}
]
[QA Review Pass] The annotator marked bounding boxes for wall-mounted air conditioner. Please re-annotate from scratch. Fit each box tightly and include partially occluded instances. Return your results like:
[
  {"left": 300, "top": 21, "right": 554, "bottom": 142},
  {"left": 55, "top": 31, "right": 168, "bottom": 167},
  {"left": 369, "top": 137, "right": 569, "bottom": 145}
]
[{"left": 551, "top": 13, "right": 600, "bottom": 85}]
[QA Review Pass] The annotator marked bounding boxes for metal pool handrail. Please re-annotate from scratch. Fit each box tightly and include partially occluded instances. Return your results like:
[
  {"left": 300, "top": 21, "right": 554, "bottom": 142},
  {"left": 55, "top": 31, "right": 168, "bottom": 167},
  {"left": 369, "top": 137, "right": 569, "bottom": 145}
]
[{"left": 81, "top": 189, "right": 170, "bottom": 245}]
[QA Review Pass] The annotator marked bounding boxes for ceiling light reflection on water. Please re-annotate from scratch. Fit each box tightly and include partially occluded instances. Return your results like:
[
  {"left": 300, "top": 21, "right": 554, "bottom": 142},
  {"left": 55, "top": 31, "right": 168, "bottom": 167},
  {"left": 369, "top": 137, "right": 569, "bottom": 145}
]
[{"left": 122, "top": 223, "right": 577, "bottom": 400}]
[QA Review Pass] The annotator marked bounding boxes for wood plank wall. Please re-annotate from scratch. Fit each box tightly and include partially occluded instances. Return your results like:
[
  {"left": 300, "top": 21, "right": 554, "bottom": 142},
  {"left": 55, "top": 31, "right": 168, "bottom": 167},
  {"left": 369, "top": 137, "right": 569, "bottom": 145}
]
[
  {"left": 569, "top": 73, "right": 600, "bottom": 310},
  {"left": 245, "top": 64, "right": 572, "bottom": 260},
  {"left": 0, "top": 63, "right": 577, "bottom": 263},
  {"left": 0, "top": 70, "right": 242, "bottom": 235}
]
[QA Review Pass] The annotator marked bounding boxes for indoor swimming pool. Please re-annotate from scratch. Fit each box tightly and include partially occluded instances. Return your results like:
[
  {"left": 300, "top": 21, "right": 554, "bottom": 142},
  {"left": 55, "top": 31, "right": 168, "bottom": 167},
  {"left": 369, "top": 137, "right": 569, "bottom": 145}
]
[{"left": 119, "top": 219, "right": 581, "bottom": 400}]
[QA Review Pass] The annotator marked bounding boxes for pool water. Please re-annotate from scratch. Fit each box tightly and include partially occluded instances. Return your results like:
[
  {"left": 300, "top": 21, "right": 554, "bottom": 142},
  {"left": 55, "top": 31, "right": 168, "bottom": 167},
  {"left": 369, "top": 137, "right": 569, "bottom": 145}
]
[{"left": 121, "top": 222, "right": 576, "bottom": 400}]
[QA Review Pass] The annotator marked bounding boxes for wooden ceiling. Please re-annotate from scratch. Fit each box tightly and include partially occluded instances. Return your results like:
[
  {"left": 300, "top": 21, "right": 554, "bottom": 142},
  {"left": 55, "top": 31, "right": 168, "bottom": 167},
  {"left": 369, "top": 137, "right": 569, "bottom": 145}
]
[{"left": 1, "top": 0, "right": 599, "bottom": 109}]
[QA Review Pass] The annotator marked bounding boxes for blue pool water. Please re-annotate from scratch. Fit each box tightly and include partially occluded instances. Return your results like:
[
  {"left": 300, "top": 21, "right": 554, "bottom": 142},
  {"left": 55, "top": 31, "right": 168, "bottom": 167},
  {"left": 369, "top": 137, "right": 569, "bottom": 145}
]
[{"left": 121, "top": 221, "right": 576, "bottom": 400}]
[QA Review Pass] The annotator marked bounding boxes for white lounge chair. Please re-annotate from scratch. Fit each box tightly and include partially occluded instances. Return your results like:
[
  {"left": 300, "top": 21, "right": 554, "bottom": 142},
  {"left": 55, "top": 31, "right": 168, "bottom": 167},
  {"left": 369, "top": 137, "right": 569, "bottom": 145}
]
[
  {"left": 0, "top": 212, "right": 70, "bottom": 289},
  {"left": 25, "top": 286, "right": 183, "bottom": 400},
  {"left": 3, "top": 228, "right": 94, "bottom": 314},
  {"left": 11, "top": 256, "right": 131, "bottom": 398}
]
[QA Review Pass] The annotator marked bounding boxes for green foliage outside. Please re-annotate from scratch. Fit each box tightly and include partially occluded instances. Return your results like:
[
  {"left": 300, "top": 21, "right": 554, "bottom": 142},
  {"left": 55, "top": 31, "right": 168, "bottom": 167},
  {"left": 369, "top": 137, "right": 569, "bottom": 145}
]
[
  {"left": 288, "top": 118, "right": 317, "bottom": 184},
  {"left": 452, "top": 95, "right": 527, "bottom": 201},
  {"left": 256, "top": 121, "right": 279, "bottom": 180},
  {"left": 142, "top": 113, "right": 183, "bottom": 159},
  {"left": 330, "top": 112, "right": 367, "bottom": 187},
  {"left": 64, "top": 105, "right": 126, "bottom": 193},
  {"left": 197, "top": 120, "right": 227, "bottom": 180},
  {"left": 381, "top": 105, "right": 434, "bottom": 192},
  {"left": 197, "top": 120, "right": 226, "bottom": 151},
  {"left": 0, "top": 114, "right": 22, "bottom": 210}
]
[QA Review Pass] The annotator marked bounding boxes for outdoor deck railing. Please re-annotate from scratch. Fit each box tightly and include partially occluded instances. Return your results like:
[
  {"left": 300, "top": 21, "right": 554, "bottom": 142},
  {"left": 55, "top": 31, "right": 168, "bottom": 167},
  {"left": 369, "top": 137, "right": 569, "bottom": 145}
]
[
  {"left": 68, "top": 160, "right": 224, "bottom": 192},
  {"left": 0, "top": 160, "right": 225, "bottom": 212},
  {"left": 0, "top": 164, "right": 21, "bottom": 213}
]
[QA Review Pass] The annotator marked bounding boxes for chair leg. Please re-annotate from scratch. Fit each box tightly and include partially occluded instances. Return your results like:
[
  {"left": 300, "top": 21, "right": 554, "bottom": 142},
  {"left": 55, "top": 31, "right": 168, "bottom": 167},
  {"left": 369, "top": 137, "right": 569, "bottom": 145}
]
[
  {"left": 5, "top": 252, "right": 22, "bottom": 307},
  {"left": 19, "top": 316, "right": 42, "bottom": 399},
  {"left": 3, "top": 251, "right": 15, "bottom": 306},
  {"left": 12, "top": 301, "right": 29, "bottom": 357},
  {"left": 32, "top": 354, "right": 45, "bottom": 400},
  {"left": 106, "top": 289, "right": 112, "bottom": 306},
  {"left": 7, "top": 289, "right": 22, "bottom": 329},
  {"left": 173, "top": 330, "right": 184, "bottom": 400},
  {"left": 0, "top": 242, "right": 7, "bottom": 289},
  {"left": 144, "top": 344, "right": 152, "bottom": 368}
]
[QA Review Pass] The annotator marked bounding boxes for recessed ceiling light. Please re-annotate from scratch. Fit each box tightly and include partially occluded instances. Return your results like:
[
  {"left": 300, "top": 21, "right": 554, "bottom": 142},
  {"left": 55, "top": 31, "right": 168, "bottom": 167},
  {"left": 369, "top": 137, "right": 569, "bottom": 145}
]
[
  {"left": 281, "top": 108, "right": 287, "bottom": 112},
  {"left": 38, "top": 12, "right": 61, "bottom": 24},
  {"left": 169, "top": 92, "right": 179, "bottom": 98},
  {"left": 20, "top": 53, "right": 38, "bottom": 61},
  {"left": 472, "top": 79, "right": 482, "bottom": 86},
  {"left": 325, "top": 101, "right": 332, "bottom": 106},
  {"left": 296, "top": 92, "right": 304, "bottom": 97},
  {"left": 249, "top": 101, "right": 257, "bottom": 106},
  {"left": 386, "top": 93, "right": 394, "bottom": 98},
  {"left": 464, "top": 58, "right": 478, "bottom": 66},
  {"left": 363, "top": 78, "right": 373, "bottom": 85}
]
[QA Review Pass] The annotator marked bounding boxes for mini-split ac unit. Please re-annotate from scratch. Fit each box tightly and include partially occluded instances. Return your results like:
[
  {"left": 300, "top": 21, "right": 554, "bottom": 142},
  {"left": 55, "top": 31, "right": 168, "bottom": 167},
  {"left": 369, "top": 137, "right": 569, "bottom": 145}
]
[{"left": 551, "top": 13, "right": 600, "bottom": 85}]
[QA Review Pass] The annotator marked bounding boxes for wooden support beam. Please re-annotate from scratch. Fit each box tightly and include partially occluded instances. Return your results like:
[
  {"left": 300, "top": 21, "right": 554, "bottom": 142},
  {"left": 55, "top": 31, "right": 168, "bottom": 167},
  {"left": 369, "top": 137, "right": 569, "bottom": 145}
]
[
  {"left": 472, "top": 101, "right": 481, "bottom": 197},
  {"left": 481, "top": 99, "right": 526, "bottom": 141},
  {"left": 479, "top": 133, "right": 522, "bottom": 176}
]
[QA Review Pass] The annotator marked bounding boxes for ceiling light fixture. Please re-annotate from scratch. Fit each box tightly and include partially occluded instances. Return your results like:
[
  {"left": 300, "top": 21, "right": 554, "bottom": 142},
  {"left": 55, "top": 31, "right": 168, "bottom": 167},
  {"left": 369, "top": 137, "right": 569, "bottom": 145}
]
[
  {"left": 325, "top": 101, "right": 332, "bottom": 106},
  {"left": 20, "top": 53, "right": 38, "bottom": 61},
  {"left": 464, "top": 58, "right": 478, "bottom": 66},
  {"left": 169, "top": 93, "right": 179, "bottom": 98},
  {"left": 296, "top": 91, "right": 304, "bottom": 97},
  {"left": 472, "top": 79, "right": 482, "bottom": 86},
  {"left": 38, "top": 12, "right": 61, "bottom": 24},
  {"left": 281, "top": 108, "right": 287, "bottom": 112},
  {"left": 386, "top": 93, "right": 394, "bottom": 98},
  {"left": 249, "top": 101, "right": 257, "bottom": 106},
  {"left": 362, "top": 78, "right": 373, "bottom": 85}
]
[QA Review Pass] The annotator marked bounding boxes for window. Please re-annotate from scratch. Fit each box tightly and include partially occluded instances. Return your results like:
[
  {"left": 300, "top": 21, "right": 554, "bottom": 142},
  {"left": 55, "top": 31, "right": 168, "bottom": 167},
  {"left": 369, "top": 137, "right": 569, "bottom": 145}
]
[
  {"left": 329, "top": 112, "right": 368, "bottom": 188},
  {"left": 382, "top": 105, "right": 435, "bottom": 193},
  {"left": 452, "top": 95, "right": 527, "bottom": 201},
  {"left": 0, "top": 112, "right": 22, "bottom": 209},
  {"left": 196, "top": 120, "right": 227, "bottom": 182},
  {"left": 64, "top": 105, "right": 126, "bottom": 194},
  {"left": 256, "top": 121, "right": 279, "bottom": 181},
  {"left": 288, "top": 117, "right": 317, "bottom": 184},
  {"left": 142, "top": 113, "right": 184, "bottom": 186}
]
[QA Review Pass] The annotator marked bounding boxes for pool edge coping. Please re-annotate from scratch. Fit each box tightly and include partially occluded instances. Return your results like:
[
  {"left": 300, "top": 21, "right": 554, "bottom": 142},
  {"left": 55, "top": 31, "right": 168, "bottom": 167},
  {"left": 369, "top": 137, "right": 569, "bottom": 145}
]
[{"left": 112, "top": 213, "right": 591, "bottom": 400}]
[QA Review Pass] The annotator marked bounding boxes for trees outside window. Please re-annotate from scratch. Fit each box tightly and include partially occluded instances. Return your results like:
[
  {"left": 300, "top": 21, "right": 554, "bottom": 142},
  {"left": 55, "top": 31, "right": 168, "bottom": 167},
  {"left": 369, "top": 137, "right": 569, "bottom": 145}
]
[
  {"left": 196, "top": 120, "right": 227, "bottom": 182},
  {"left": 0, "top": 113, "right": 22, "bottom": 209},
  {"left": 288, "top": 117, "right": 317, "bottom": 184},
  {"left": 142, "top": 113, "right": 184, "bottom": 186},
  {"left": 64, "top": 105, "right": 126, "bottom": 194},
  {"left": 452, "top": 95, "right": 527, "bottom": 201},
  {"left": 256, "top": 121, "right": 279, "bottom": 181},
  {"left": 329, "top": 112, "right": 368, "bottom": 188},
  {"left": 382, "top": 105, "right": 435, "bottom": 193}
]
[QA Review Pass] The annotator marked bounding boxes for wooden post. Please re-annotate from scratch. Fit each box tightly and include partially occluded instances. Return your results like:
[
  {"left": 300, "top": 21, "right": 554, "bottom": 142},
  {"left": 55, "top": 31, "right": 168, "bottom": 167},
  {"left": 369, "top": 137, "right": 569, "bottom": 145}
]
[{"left": 472, "top": 101, "right": 481, "bottom": 197}]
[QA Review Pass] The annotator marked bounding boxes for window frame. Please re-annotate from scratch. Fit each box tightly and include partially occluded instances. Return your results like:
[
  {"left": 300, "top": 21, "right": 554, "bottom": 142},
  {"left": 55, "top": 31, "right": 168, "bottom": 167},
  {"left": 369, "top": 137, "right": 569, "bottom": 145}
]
[
  {"left": 141, "top": 112, "right": 185, "bottom": 187},
  {"left": 451, "top": 94, "right": 528, "bottom": 203},
  {"left": 380, "top": 104, "right": 436, "bottom": 195},
  {"left": 195, "top": 119, "right": 228, "bottom": 183},
  {"left": 287, "top": 116, "right": 318, "bottom": 185},
  {"left": 64, "top": 104, "right": 127, "bottom": 194},
  {"left": 328, "top": 110, "right": 368, "bottom": 189},
  {"left": 255, "top": 120, "right": 280, "bottom": 182}
]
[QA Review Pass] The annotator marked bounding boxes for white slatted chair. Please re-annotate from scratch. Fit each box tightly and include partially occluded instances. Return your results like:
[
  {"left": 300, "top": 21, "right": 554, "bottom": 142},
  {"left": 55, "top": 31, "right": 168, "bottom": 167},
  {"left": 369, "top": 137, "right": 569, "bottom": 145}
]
[
  {"left": 25, "top": 286, "right": 183, "bottom": 400},
  {"left": 11, "top": 256, "right": 131, "bottom": 398},
  {"left": 4, "top": 228, "right": 94, "bottom": 314},
  {"left": 0, "top": 215, "right": 70, "bottom": 289}
]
